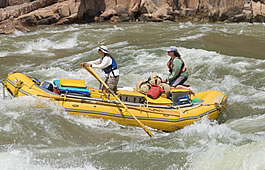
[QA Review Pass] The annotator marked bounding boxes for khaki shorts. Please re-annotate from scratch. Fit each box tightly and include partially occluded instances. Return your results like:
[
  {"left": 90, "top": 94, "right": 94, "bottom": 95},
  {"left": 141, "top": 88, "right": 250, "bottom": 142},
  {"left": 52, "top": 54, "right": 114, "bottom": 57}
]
[{"left": 104, "top": 76, "right": 119, "bottom": 91}]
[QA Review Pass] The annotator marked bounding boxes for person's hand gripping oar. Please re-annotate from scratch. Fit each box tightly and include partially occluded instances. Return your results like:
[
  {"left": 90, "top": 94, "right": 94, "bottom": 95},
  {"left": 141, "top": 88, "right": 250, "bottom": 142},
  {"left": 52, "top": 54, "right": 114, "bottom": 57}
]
[{"left": 81, "top": 65, "right": 154, "bottom": 137}]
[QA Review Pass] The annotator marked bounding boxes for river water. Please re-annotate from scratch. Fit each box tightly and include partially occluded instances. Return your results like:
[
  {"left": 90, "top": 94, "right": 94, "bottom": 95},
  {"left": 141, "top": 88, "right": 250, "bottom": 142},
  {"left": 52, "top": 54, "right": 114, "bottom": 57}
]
[{"left": 0, "top": 22, "right": 265, "bottom": 170}]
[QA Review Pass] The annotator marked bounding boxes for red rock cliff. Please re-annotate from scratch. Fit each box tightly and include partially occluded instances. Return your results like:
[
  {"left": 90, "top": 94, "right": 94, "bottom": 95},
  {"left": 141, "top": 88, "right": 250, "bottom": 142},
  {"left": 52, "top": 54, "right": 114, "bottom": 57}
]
[{"left": 0, "top": 0, "right": 265, "bottom": 34}]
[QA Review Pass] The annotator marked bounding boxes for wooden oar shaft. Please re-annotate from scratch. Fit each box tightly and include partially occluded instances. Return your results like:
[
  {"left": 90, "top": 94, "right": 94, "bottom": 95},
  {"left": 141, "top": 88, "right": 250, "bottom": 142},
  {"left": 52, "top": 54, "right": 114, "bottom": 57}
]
[
  {"left": 109, "top": 89, "right": 154, "bottom": 137},
  {"left": 83, "top": 66, "right": 109, "bottom": 88},
  {"left": 82, "top": 65, "right": 154, "bottom": 137}
]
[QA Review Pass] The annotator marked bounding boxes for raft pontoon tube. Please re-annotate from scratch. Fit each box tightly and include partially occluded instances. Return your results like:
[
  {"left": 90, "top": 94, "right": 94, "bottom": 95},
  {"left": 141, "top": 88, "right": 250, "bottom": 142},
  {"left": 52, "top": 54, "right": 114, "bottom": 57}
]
[{"left": 3, "top": 73, "right": 227, "bottom": 132}]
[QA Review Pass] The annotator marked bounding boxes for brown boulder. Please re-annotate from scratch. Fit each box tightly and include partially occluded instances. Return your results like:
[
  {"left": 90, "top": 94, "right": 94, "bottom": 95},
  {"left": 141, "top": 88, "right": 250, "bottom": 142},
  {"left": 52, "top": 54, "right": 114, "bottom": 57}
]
[
  {"left": 130, "top": 0, "right": 172, "bottom": 21},
  {"left": 110, "top": 15, "right": 120, "bottom": 23},
  {"left": 219, "top": 6, "right": 243, "bottom": 21},
  {"left": 18, "top": 14, "right": 37, "bottom": 26},
  {"left": 55, "top": 17, "right": 70, "bottom": 25},
  {"left": 153, "top": 6, "right": 174, "bottom": 20},
  {"left": 0, "top": 19, "right": 15, "bottom": 34},
  {"left": 178, "top": 0, "right": 199, "bottom": 9},
  {"left": 8, "top": 0, "right": 35, "bottom": 6},
  {"left": 230, "top": 13, "right": 248, "bottom": 22},
  {"left": 128, "top": 0, "right": 141, "bottom": 14},
  {"left": 8, "top": 0, "right": 28, "bottom": 6},
  {"left": 0, "top": 0, "right": 57, "bottom": 22},
  {"left": 252, "top": 1, "right": 265, "bottom": 16},
  {"left": 119, "top": 13, "right": 131, "bottom": 21},
  {"left": 94, "top": 16, "right": 104, "bottom": 22},
  {"left": 77, "top": 0, "right": 105, "bottom": 22},
  {"left": 69, "top": 0, "right": 79, "bottom": 15},
  {"left": 55, "top": 12, "right": 77, "bottom": 25},
  {"left": 35, "top": 9, "right": 55, "bottom": 19},
  {"left": 252, "top": 1, "right": 265, "bottom": 22},
  {"left": 0, "top": 19, "right": 28, "bottom": 34},
  {"left": 17, "top": 0, "right": 80, "bottom": 26},
  {"left": 100, "top": 8, "right": 117, "bottom": 18},
  {"left": 0, "top": 0, "right": 8, "bottom": 8},
  {"left": 58, "top": 4, "right": 70, "bottom": 17},
  {"left": 176, "top": 0, "right": 244, "bottom": 22}
]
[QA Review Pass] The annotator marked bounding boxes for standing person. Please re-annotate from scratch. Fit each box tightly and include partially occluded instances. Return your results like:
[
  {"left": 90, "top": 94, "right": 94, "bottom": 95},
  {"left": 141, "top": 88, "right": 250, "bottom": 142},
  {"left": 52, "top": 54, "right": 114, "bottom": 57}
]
[
  {"left": 163, "top": 46, "right": 189, "bottom": 87},
  {"left": 80, "top": 45, "right": 119, "bottom": 93}
]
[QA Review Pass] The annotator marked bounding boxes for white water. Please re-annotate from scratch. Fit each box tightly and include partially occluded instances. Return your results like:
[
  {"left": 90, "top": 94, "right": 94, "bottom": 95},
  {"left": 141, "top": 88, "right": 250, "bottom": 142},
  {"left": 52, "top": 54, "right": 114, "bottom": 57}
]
[{"left": 0, "top": 22, "right": 265, "bottom": 169}]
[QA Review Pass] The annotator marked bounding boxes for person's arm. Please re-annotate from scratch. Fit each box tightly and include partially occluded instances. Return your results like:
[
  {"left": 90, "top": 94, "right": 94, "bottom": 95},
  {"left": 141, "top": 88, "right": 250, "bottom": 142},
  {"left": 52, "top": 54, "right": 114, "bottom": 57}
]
[
  {"left": 167, "top": 59, "right": 182, "bottom": 82},
  {"left": 81, "top": 59, "right": 101, "bottom": 67},
  {"left": 87, "top": 59, "right": 101, "bottom": 65},
  {"left": 91, "top": 57, "right": 112, "bottom": 69}
]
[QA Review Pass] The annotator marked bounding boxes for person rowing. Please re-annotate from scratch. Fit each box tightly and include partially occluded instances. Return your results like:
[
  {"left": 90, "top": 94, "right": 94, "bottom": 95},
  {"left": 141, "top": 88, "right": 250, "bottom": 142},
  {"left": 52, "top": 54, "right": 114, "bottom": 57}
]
[{"left": 80, "top": 45, "right": 119, "bottom": 93}]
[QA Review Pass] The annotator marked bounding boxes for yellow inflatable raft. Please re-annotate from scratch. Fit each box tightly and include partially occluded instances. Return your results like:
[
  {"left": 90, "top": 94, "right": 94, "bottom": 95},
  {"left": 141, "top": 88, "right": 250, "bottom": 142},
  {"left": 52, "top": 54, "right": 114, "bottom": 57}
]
[{"left": 3, "top": 72, "right": 227, "bottom": 133}]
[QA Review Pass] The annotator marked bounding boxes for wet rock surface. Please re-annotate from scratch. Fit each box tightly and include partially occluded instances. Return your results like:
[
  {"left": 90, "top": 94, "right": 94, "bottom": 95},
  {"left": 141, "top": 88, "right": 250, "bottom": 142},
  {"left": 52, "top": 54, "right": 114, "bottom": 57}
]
[{"left": 0, "top": 0, "right": 265, "bottom": 34}]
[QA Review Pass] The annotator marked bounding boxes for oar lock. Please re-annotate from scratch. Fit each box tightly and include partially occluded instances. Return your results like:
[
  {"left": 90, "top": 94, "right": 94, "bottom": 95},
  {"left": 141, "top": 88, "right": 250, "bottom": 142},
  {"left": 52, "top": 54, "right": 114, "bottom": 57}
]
[{"left": 14, "top": 80, "right": 24, "bottom": 97}]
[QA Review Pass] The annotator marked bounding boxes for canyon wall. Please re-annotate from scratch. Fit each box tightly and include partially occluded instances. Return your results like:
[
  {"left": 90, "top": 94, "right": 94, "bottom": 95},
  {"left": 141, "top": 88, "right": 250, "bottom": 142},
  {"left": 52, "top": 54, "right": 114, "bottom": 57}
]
[{"left": 1, "top": 0, "right": 265, "bottom": 34}]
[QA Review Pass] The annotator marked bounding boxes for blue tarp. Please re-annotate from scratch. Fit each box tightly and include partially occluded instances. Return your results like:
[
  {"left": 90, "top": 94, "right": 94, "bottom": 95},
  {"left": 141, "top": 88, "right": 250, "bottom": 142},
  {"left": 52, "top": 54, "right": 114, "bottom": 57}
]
[{"left": 53, "top": 80, "right": 91, "bottom": 96}]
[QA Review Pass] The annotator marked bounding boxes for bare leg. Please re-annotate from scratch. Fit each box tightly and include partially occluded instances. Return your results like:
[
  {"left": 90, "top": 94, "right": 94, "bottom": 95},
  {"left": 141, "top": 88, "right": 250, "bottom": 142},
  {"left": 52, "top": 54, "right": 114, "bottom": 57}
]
[{"left": 171, "top": 85, "right": 195, "bottom": 95}]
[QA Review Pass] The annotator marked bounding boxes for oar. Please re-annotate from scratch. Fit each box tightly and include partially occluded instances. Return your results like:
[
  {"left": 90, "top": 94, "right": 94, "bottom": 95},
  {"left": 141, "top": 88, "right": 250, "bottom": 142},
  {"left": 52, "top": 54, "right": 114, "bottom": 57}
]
[
  {"left": 82, "top": 65, "right": 154, "bottom": 137},
  {"left": 1, "top": 79, "right": 6, "bottom": 100}
]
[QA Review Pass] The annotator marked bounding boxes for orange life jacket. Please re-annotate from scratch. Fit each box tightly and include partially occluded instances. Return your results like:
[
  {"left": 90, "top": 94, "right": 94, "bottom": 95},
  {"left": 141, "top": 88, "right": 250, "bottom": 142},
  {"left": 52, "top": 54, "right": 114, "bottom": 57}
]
[{"left": 167, "top": 56, "right": 186, "bottom": 75}]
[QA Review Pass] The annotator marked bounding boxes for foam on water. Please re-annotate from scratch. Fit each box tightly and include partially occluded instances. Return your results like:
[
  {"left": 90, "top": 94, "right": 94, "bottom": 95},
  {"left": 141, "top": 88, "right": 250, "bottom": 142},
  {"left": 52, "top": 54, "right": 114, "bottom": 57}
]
[
  {"left": 20, "top": 38, "right": 52, "bottom": 53},
  {"left": 178, "top": 22, "right": 195, "bottom": 29},
  {"left": 10, "top": 25, "right": 81, "bottom": 38},
  {"left": 228, "top": 114, "right": 265, "bottom": 134},
  {"left": 39, "top": 25, "right": 81, "bottom": 34},
  {"left": 175, "top": 33, "right": 205, "bottom": 41},
  {"left": 179, "top": 117, "right": 242, "bottom": 145},
  {"left": 91, "top": 25, "right": 124, "bottom": 32},
  {"left": 0, "top": 51, "right": 8, "bottom": 58},
  {"left": 172, "top": 115, "right": 265, "bottom": 169},
  {"left": 0, "top": 151, "right": 97, "bottom": 170},
  {"left": 11, "top": 30, "right": 26, "bottom": 37},
  {"left": 188, "top": 141, "right": 265, "bottom": 170},
  {"left": 115, "top": 47, "right": 167, "bottom": 86},
  {"left": 0, "top": 30, "right": 81, "bottom": 58},
  {"left": 20, "top": 33, "right": 79, "bottom": 54},
  {"left": 108, "top": 41, "right": 129, "bottom": 48},
  {"left": 30, "top": 67, "right": 86, "bottom": 80},
  {"left": 170, "top": 22, "right": 265, "bottom": 39},
  {"left": 62, "top": 113, "right": 153, "bottom": 138}
]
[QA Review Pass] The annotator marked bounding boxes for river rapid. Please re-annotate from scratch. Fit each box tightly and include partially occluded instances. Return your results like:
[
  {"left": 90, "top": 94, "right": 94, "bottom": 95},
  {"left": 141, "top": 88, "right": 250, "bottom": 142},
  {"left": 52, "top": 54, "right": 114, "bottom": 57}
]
[{"left": 0, "top": 22, "right": 265, "bottom": 170}]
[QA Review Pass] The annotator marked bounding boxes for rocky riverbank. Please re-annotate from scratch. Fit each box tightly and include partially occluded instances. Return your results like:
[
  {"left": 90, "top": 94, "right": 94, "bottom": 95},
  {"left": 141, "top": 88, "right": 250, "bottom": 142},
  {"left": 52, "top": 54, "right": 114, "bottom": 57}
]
[{"left": 0, "top": 0, "right": 265, "bottom": 34}]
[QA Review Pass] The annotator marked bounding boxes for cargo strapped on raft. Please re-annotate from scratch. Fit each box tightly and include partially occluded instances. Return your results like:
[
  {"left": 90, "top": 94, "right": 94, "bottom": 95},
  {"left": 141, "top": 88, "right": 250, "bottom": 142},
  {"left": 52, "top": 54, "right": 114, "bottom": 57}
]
[
  {"left": 147, "top": 84, "right": 164, "bottom": 99},
  {"left": 53, "top": 79, "right": 91, "bottom": 96}
]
